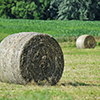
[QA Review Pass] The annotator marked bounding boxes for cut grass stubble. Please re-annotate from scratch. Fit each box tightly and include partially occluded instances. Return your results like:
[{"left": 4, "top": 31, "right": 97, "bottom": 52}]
[
  {"left": 0, "top": 19, "right": 100, "bottom": 99},
  {"left": 0, "top": 42, "right": 100, "bottom": 100}
]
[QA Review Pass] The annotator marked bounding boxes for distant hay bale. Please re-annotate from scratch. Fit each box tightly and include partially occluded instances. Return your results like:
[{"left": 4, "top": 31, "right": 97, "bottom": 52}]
[
  {"left": 76, "top": 35, "right": 96, "bottom": 49},
  {"left": 0, "top": 32, "right": 64, "bottom": 85}
]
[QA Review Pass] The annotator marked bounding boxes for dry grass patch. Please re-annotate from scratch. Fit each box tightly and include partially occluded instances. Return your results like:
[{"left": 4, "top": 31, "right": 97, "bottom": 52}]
[{"left": 0, "top": 42, "right": 100, "bottom": 100}]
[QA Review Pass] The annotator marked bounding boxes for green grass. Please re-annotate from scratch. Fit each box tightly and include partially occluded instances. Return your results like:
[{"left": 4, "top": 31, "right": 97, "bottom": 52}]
[
  {"left": 0, "top": 19, "right": 100, "bottom": 99},
  {"left": 0, "top": 43, "right": 100, "bottom": 100},
  {"left": 0, "top": 19, "right": 100, "bottom": 42}
]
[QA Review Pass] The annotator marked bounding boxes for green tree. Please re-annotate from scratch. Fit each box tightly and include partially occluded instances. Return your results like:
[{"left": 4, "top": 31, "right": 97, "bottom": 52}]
[
  {"left": 49, "top": 0, "right": 100, "bottom": 20},
  {"left": 0, "top": 0, "right": 16, "bottom": 18},
  {"left": 11, "top": 1, "right": 37, "bottom": 19},
  {"left": 0, "top": 0, "right": 51, "bottom": 19},
  {"left": 88, "top": 0, "right": 100, "bottom": 20},
  {"left": 49, "top": 0, "right": 62, "bottom": 19},
  {"left": 57, "top": 0, "right": 92, "bottom": 20},
  {"left": 33, "top": 0, "right": 51, "bottom": 19}
]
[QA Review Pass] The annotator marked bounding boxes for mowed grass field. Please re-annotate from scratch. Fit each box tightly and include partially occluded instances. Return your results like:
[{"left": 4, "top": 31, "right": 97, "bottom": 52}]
[
  {"left": 0, "top": 19, "right": 100, "bottom": 100},
  {"left": 0, "top": 44, "right": 100, "bottom": 100}
]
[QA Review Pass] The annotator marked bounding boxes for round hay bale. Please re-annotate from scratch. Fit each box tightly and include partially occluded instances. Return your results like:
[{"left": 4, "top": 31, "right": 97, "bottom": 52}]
[
  {"left": 76, "top": 35, "right": 96, "bottom": 49},
  {"left": 0, "top": 32, "right": 64, "bottom": 85}
]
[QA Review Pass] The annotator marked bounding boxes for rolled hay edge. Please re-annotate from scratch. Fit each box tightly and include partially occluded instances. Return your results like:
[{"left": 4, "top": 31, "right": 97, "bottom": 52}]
[
  {"left": 0, "top": 32, "right": 64, "bottom": 85},
  {"left": 76, "top": 34, "right": 96, "bottom": 49}
]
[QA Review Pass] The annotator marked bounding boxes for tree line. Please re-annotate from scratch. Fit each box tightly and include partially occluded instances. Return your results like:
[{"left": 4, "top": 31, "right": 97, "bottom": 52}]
[{"left": 0, "top": 0, "right": 100, "bottom": 20}]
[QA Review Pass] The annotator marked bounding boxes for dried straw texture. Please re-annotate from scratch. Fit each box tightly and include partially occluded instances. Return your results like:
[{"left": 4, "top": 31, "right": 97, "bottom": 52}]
[
  {"left": 76, "top": 35, "right": 96, "bottom": 49},
  {"left": 0, "top": 32, "right": 64, "bottom": 85}
]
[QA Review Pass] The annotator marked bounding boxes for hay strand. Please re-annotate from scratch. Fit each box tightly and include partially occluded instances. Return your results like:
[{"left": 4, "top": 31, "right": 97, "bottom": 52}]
[
  {"left": 0, "top": 32, "right": 64, "bottom": 85},
  {"left": 76, "top": 35, "right": 96, "bottom": 49}
]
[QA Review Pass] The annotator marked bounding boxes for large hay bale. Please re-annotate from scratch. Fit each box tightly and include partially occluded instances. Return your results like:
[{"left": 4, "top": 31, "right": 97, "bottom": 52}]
[
  {"left": 76, "top": 35, "right": 96, "bottom": 49},
  {"left": 0, "top": 32, "right": 64, "bottom": 85}
]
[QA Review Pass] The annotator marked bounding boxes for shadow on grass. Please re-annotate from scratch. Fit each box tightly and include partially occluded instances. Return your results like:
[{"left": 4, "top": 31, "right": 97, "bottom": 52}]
[{"left": 60, "top": 81, "right": 100, "bottom": 87}]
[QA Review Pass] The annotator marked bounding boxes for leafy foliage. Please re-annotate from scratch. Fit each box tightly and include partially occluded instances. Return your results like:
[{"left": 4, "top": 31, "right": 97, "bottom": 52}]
[
  {"left": 0, "top": 0, "right": 15, "bottom": 18},
  {"left": 0, "top": 0, "right": 50, "bottom": 19},
  {"left": 33, "top": 0, "right": 51, "bottom": 20},
  {"left": 0, "top": 0, "right": 100, "bottom": 20},
  {"left": 49, "top": 0, "right": 62, "bottom": 19},
  {"left": 49, "top": 0, "right": 100, "bottom": 20},
  {"left": 11, "top": 1, "right": 37, "bottom": 19}
]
